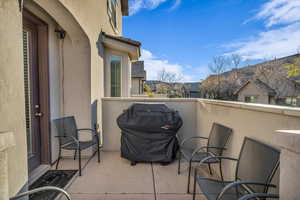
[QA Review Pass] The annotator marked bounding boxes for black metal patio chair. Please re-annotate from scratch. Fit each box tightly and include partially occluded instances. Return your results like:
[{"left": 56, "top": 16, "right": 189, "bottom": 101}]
[
  {"left": 192, "top": 137, "right": 280, "bottom": 200},
  {"left": 54, "top": 116, "right": 101, "bottom": 176},
  {"left": 10, "top": 186, "right": 71, "bottom": 200},
  {"left": 177, "top": 123, "right": 233, "bottom": 193},
  {"left": 238, "top": 193, "right": 279, "bottom": 200}
]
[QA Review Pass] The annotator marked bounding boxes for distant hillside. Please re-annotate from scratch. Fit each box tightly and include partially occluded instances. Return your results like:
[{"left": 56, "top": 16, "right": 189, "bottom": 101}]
[{"left": 200, "top": 54, "right": 300, "bottom": 100}]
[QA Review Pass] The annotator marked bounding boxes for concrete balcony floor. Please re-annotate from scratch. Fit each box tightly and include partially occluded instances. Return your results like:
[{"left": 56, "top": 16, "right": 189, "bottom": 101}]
[{"left": 56, "top": 152, "right": 208, "bottom": 200}]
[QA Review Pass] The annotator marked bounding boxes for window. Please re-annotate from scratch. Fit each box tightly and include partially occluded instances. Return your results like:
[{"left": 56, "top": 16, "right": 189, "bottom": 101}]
[
  {"left": 285, "top": 97, "right": 297, "bottom": 106},
  {"left": 245, "top": 96, "right": 257, "bottom": 103},
  {"left": 111, "top": 56, "right": 121, "bottom": 97},
  {"left": 107, "top": 0, "right": 118, "bottom": 30}
]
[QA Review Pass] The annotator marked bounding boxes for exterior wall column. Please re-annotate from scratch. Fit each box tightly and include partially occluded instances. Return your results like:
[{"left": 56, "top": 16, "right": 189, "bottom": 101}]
[
  {"left": 273, "top": 130, "right": 300, "bottom": 200},
  {"left": 0, "top": 132, "right": 16, "bottom": 200}
]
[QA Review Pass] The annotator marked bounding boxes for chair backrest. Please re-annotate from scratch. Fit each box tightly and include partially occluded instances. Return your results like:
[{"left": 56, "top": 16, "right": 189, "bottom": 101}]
[
  {"left": 236, "top": 137, "right": 280, "bottom": 193},
  {"left": 53, "top": 116, "right": 78, "bottom": 145},
  {"left": 207, "top": 123, "right": 233, "bottom": 156}
]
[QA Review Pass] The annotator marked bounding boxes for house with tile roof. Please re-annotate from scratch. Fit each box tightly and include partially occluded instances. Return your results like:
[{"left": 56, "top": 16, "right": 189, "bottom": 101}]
[{"left": 131, "top": 61, "right": 146, "bottom": 95}]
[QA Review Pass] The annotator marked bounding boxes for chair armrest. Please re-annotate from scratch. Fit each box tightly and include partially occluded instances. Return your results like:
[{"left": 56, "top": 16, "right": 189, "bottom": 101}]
[
  {"left": 77, "top": 128, "right": 98, "bottom": 136},
  {"left": 198, "top": 156, "right": 238, "bottom": 166},
  {"left": 238, "top": 193, "right": 279, "bottom": 200},
  {"left": 10, "top": 186, "right": 71, "bottom": 200},
  {"left": 191, "top": 146, "right": 227, "bottom": 159},
  {"left": 55, "top": 135, "right": 79, "bottom": 146},
  {"left": 77, "top": 128, "right": 102, "bottom": 146},
  {"left": 77, "top": 128, "right": 96, "bottom": 132},
  {"left": 194, "top": 156, "right": 238, "bottom": 179},
  {"left": 180, "top": 136, "right": 208, "bottom": 147},
  {"left": 217, "top": 181, "right": 277, "bottom": 200}
]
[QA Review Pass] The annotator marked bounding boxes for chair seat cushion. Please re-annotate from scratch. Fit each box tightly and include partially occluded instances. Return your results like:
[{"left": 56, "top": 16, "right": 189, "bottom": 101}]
[
  {"left": 197, "top": 178, "right": 246, "bottom": 200},
  {"left": 181, "top": 147, "right": 220, "bottom": 163},
  {"left": 62, "top": 141, "right": 96, "bottom": 150}
]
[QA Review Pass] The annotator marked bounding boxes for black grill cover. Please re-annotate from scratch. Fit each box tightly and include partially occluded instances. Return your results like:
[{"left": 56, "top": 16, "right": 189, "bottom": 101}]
[{"left": 117, "top": 103, "right": 183, "bottom": 163}]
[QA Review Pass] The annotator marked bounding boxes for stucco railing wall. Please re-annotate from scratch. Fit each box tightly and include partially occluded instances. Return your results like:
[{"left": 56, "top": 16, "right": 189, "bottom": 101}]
[
  {"left": 102, "top": 98, "right": 198, "bottom": 151},
  {"left": 196, "top": 99, "right": 300, "bottom": 181},
  {"left": 102, "top": 97, "right": 300, "bottom": 181}
]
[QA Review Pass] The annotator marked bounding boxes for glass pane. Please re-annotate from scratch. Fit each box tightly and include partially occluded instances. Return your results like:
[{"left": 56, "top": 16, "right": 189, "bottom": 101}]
[
  {"left": 285, "top": 98, "right": 292, "bottom": 105},
  {"left": 23, "top": 30, "right": 33, "bottom": 156},
  {"left": 292, "top": 98, "right": 297, "bottom": 106},
  {"left": 111, "top": 57, "right": 121, "bottom": 97},
  {"left": 245, "top": 96, "right": 257, "bottom": 103}
]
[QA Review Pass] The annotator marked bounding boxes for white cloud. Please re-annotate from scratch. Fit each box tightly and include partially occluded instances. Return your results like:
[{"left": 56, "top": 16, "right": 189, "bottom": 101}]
[
  {"left": 129, "top": 0, "right": 167, "bottom": 15},
  {"left": 255, "top": 0, "right": 300, "bottom": 27},
  {"left": 169, "top": 0, "right": 181, "bottom": 11},
  {"left": 141, "top": 49, "right": 197, "bottom": 82},
  {"left": 227, "top": 0, "right": 300, "bottom": 60},
  {"left": 228, "top": 22, "right": 300, "bottom": 60}
]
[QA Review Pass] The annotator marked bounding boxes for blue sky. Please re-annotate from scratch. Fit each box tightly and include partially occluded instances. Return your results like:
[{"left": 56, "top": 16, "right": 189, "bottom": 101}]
[{"left": 123, "top": 0, "right": 300, "bottom": 82}]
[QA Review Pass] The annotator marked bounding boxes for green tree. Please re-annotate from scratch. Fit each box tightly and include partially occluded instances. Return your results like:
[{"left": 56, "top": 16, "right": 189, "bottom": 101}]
[
  {"left": 285, "top": 57, "right": 300, "bottom": 98},
  {"left": 144, "top": 85, "right": 155, "bottom": 98}
]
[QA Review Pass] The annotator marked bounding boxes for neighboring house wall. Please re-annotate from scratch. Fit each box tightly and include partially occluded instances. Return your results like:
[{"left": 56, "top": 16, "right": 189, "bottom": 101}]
[
  {"left": 276, "top": 97, "right": 300, "bottom": 107},
  {"left": 237, "top": 83, "right": 271, "bottom": 104},
  {"left": 131, "top": 78, "right": 144, "bottom": 95},
  {"left": 200, "top": 54, "right": 300, "bottom": 102},
  {"left": 189, "top": 92, "right": 201, "bottom": 98},
  {"left": 131, "top": 61, "right": 146, "bottom": 95}
]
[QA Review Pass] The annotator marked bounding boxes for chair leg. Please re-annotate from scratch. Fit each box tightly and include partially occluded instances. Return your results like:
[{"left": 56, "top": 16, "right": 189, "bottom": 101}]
[
  {"left": 219, "top": 162, "right": 224, "bottom": 181},
  {"left": 55, "top": 148, "right": 62, "bottom": 169},
  {"left": 97, "top": 146, "right": 101, "bottom": 163},
  {"left": 78, "top": 149, "right": 82, "bottom": 176},
  {"left": 192, "top": 168, "right": 197, "bottom": 200},
  {"left": 97, "top": 142, "right": 100, "bottom": 163},
  {"left": 74, "top": 150, "right": 77, "bottom": 160},
  {"left": 208, "top": 163, "right": 213, "bottom": 175},
  {"left": 187, "top": 160, "right": 192, "bottom": 193},
  {"left": 178, "top": 151, "right": 181, "bottom": 175}
]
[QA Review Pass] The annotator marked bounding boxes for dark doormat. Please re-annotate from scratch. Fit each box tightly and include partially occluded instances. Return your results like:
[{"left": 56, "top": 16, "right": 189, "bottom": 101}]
[{"left": 29, "top": 170, "right": 77, "bottom": 200}]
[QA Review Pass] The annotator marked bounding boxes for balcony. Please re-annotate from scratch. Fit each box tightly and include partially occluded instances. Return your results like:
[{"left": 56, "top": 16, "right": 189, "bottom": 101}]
[
  {"left": 57, "top": 152, "right": 209, "bottom": 200},
  {"left": 49, "top": 97, "right": 300, "bottom": 200}
]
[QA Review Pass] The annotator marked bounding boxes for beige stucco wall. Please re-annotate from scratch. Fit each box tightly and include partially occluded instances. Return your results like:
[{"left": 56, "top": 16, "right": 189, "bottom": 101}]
[
  {"left": 57, "top": 0, "right": 124, "bottom": 131},
  {"left": 131, "top": 78, "right": 144, "bottom": 95},
  {"left": 34, "top": 0, "right": 125, "bottom": 135},
  {"left": 196, "top": 99, "right": 300, "bottom": 181},
  {"left": 102, "top": 97, "right": 300, "bottom": 183},
  {"left": 273, "top": 130, "right": 300, "bottom": 199},
  {"left": 104, "top": 49, "right": 131, "bottom": 97},
  {"left": 28, "top": 0, "right": 92, "bottom": 160},
  {"left": 0, "top": 0, "right": 125, "bottom": 196},
  {"left": 59, "top": 0, "right": 123, "bottom": 37},
  {"left": 0, "top": 0, "right": 28, "bottom": 197},
  {"left": 101, "top": 98, "right": 197, "bottom": 151},
  {"left": 29, "top": 0, "right": 126, "bottom": 159},
  {"left": 238, "top": 83, "right": 270, "bottom": 104}
]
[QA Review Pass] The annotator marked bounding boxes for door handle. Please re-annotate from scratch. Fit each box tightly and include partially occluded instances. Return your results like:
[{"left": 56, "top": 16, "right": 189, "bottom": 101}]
[{"left": 35, "top": 112, "right": 43, "bottom": 117}]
